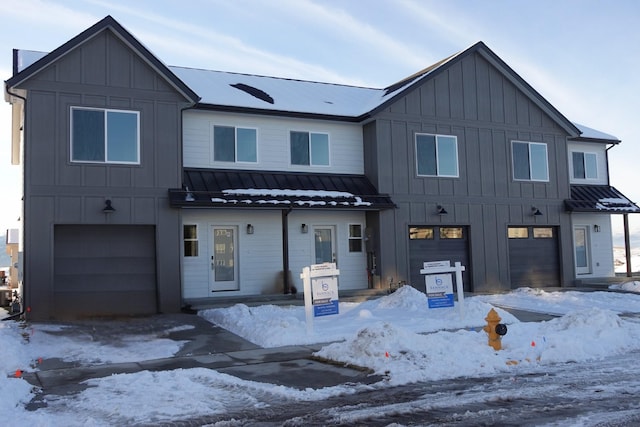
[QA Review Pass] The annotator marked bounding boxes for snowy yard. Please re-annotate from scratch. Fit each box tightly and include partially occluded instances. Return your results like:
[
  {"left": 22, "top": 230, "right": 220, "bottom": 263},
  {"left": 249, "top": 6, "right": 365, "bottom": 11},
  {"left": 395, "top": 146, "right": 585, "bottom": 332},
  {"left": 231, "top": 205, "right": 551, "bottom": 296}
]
[{"left": 3, "top": 286, "right": 640, "bottom": 425}]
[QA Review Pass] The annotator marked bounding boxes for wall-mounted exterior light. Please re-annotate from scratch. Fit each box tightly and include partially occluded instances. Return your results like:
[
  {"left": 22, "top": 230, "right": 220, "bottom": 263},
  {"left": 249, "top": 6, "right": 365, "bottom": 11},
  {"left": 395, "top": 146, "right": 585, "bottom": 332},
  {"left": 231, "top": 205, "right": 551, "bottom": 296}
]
[
  {"left": 301, "top": 223, "right": 308, "bottom": 233},
  {"left": 246, "top": 224, "right": 254, "bottom": 234},
  {"left": 184, "top": 187, "right": 195, "bottom": 202},
  {"left": 103, "top": 199, "right": 115, "bottom": 214},
  {"left": 594, "top": 224, "right": 601, "bottom": 232},
  {"left": 532, "top": 206, "right": 543, "bottom": 216},
  {"left": 437, "top": 205, "right": 448, "bottom": 215}
]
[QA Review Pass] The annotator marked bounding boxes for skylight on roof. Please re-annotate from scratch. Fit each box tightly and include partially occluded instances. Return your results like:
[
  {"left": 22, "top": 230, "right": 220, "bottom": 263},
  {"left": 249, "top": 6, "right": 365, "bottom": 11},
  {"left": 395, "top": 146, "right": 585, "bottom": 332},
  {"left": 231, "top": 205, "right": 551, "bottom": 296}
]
[{"left": 230, "top": 83, "right": 274, "bottom": 104}]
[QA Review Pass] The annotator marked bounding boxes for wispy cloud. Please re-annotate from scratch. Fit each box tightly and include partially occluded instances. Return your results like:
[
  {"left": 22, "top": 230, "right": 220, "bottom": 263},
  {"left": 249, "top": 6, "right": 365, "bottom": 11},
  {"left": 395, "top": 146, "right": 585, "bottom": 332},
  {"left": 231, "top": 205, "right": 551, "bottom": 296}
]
[{"left": 82, "top": 0, "right": 374, "bottom": 85}]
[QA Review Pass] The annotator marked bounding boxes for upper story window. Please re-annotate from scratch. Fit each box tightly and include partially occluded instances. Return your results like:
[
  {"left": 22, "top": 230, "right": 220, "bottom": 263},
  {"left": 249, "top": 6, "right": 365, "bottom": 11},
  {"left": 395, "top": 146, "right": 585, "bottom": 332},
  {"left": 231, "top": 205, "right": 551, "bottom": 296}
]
[
  {"left": 512, "top": 141, "right": 548, "bottom": 182},
  {"left": 71, "top": 107, "right": 139, "bottom": 164},
  {"left": 572, "top": 151, "right": 598, "bottom": 180},
  {"left": 415, "top": 133, "right": 458, "bottom": 177},
  {"left": 290, "top": 131, "right": 329, "bottom": 166},
  {"left": 213, "top": 125, "right": 257, "bottom": 163}
]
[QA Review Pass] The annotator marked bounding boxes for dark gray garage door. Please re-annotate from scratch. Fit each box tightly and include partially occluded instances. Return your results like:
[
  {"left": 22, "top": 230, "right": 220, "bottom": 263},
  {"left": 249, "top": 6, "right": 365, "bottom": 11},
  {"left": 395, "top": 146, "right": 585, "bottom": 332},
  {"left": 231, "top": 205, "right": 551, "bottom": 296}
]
[
  {"left": 508, "top": 226, "right": 560, "bottom": 288},
  {"left": 53, "top": 225, "right": 157, "bottom": 318},
  {"left": 408, "top": 226, "right": 471, "bottom": 292}
]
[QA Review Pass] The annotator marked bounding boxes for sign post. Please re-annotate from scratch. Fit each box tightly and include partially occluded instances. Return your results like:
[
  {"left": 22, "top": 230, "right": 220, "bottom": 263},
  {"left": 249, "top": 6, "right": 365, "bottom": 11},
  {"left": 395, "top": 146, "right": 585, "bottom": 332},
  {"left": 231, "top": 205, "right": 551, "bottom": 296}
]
[{"left": 300, "top": 262, "right": 340, "bottom": 334}]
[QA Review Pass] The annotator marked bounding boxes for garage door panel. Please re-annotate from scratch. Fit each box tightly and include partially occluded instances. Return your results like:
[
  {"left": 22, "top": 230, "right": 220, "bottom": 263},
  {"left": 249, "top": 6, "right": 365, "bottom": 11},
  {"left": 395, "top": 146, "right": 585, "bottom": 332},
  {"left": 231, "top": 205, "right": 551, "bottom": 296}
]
[
  {"left": 53, "top": 291, "right": 157, "bottom": 319},
  {"left": 55, "top": 273, "right": 156, "bottom": 292},
  {"left": 408, "top": 226, "right": 470, "bottom": 292},
  {"left": 508, "top": 226, "right": 560, "bottom": 288},
  {"left": 54, "top": 257, "right": 156, "bottom": 275},
  {"left": 54, "top": 225, "right": 157, "bottom": 317}
]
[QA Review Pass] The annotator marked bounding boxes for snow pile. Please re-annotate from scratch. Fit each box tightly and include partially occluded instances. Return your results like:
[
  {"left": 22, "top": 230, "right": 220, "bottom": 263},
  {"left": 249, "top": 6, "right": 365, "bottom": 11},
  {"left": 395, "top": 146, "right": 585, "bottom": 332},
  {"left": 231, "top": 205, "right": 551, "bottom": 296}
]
[
  {"left": 315, "top": 307, "right": 640, "bottom": 385},
  {"left": 200, "top": 285, "right": 517, "bottom": 347},
  {"left": 609, "top": 281, "right": 640, "bottom": 293}
]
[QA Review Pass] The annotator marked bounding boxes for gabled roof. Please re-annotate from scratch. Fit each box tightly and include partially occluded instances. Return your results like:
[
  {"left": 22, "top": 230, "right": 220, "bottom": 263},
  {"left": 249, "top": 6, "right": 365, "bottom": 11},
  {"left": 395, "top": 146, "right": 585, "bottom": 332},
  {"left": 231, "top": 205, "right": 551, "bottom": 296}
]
[
  {"left": 565, "top": 185, "right": 640, "bottom": 213},
  {"left": 5, "top": 15, "right": 199, "bottom": 104},
  {"left": 169, "top": 168, "right": 395, "bottom": 210}
]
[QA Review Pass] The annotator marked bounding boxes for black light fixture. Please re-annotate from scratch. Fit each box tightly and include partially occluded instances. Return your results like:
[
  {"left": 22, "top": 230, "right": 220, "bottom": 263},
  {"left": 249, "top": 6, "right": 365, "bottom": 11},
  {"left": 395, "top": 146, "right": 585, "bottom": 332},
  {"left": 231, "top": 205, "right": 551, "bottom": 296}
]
[
  {"left": 437, "top": 205, "right": 448, "bottom": 215},
  {"left": 184, "top": 187, "right": 195, "bottom": 202},
  {"left": 594, "top": 224, "right": 601, "bottom": 232},
  {"left": 532, "top": 206, "right": 543, "bottom": 216},
  {"left": 103, "top": 199, "right": 115, "bottom": 214},
  {"left": 246, "top": 224, "right": 254, "bottom": 234},
  {"left": 301, "top": 223, "right": 308, "bottom": 233}
]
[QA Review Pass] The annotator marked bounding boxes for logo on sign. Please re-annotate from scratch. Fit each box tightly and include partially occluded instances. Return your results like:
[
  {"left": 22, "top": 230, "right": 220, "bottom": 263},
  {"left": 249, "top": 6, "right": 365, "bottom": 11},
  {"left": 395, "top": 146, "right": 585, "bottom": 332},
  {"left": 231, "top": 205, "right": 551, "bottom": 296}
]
[{"left": 322, "top": 283, "right": 329, "bottom": 291}]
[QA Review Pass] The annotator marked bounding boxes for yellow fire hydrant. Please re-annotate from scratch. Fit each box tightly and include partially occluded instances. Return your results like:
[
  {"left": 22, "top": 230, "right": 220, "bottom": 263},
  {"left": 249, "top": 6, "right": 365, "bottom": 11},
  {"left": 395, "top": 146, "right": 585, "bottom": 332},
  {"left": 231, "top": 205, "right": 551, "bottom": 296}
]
[{"left": 483, "top": 308, "right": 508, "bottom": 350}]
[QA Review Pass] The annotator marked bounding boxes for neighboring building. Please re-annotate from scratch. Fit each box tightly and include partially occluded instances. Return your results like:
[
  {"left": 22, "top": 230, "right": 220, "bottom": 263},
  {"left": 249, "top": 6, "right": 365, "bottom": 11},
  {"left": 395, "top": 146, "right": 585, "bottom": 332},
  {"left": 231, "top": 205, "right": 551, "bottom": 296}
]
[{"left": 5, "top": 16, "right": 638, "bottom": 320}]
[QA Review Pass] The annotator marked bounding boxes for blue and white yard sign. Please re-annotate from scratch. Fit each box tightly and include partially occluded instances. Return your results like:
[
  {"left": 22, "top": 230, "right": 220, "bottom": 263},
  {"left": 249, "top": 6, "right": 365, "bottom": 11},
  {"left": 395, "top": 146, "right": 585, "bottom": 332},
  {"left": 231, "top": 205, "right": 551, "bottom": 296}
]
[
  {"left": 301, "top": 263, "right": 341, "bottom": 334},
  {"left": 311, "top": 276, "right": 339, "bottom": 316},
  {"left": 425, "top": 273, "right": 454, "bottom": 308}
]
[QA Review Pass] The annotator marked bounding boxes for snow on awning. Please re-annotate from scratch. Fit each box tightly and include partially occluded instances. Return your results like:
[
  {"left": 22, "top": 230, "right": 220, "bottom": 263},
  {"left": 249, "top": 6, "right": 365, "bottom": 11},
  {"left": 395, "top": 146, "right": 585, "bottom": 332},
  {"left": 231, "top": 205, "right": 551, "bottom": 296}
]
[
  {"left": 169, "top": 169, "right": 395, "bottom": 210},
  {"left": 565, "top": 185, "right": 640, "bottom": 213}
]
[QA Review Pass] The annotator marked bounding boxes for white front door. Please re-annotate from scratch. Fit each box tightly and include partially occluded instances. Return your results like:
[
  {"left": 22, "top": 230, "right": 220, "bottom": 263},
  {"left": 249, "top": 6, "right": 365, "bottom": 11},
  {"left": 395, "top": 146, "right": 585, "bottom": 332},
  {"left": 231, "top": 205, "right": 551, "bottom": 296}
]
[
  {"left": 210, "top": 226, "right": 239, "bottom": 292},
  {"left": 574, "top": 226, "right": 591, "bottom": 275},
  {"left": 314, "top": 226, "right": 336, "bottom": 265}
]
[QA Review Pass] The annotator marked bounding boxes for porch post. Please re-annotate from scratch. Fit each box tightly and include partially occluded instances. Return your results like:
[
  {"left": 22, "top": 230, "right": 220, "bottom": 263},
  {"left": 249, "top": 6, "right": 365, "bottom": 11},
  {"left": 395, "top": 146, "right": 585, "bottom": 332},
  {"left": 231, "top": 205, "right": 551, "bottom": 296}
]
[
  {"left": 624, "top": 213, "right": 632, "bottom": 277},
  {"left": 282, "top": 208, "right": 292, "bottom": 293}
]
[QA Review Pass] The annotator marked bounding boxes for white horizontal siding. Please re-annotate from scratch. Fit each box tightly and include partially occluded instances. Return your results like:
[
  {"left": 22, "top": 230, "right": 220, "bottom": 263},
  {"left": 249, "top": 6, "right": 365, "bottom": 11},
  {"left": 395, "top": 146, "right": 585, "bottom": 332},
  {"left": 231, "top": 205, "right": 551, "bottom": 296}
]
[
  {"left": 570, "top": 213, "right": 614, "bottom": 278},
  {"left": 567, "top": 141, "right": 608, "bottom": 185},
  {"left": 181, "top": 208, "right": 368, "bottom": 299},
  {"left": 182, "top": 110, "right": 364, "bottom": 174}
]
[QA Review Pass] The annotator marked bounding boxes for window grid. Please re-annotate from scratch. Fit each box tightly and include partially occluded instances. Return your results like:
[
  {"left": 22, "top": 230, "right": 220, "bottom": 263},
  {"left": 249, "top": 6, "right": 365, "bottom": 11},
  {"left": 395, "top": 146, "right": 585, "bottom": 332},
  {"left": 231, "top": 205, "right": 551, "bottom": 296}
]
[
  {"left": 290, "top": 131, "right": 330, "bottom": 166},
  {"left": 70, "top": 107, "right": 140, "bottom": 164},
  {"left": 183, "top": 225, "right": 198, "bottom": 257},
  {"left": 512, "top": 141, "right": 549, "bottom": 182},
  {"left": 213, "top": 125, "right": 257, "bottom": 163},
  {"left": 348, "top": 224, "right": 363, "bottom": 252},
  {"left": 415, "top": 133, "right": 459, "bottom": 177}
]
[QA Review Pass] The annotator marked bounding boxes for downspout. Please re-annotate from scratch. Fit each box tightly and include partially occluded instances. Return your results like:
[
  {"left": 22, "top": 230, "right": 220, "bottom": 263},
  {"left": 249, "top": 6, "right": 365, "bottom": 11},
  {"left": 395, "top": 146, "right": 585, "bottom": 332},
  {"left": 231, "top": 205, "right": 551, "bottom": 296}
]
[{"left": 3, "top": 85, "right": 26, "bottom": 321}]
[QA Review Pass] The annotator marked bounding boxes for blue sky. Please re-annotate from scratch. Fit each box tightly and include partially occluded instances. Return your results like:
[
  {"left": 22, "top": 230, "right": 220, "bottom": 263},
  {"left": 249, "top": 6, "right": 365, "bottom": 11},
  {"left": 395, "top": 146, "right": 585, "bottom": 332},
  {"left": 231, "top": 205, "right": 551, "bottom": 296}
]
[{"left": 1, "top": 0, "right": 639, "bottom": 242}]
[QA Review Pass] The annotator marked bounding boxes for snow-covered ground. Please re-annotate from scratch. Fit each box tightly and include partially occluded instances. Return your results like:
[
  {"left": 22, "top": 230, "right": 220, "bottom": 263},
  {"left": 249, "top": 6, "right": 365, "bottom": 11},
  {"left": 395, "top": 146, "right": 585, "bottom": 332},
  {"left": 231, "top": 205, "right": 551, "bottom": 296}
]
[
  {"left": 614, "top": 245, "right": 640, "bottom": 273},
  {"left": 4, "top": 286, "right": 640, "bottom": 425}
]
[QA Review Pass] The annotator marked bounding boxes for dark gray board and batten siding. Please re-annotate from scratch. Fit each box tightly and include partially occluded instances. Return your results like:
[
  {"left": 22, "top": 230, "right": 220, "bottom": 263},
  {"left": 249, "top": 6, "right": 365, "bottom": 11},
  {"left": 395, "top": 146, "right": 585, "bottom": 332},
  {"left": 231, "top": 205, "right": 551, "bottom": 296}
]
[
  {"left": 365, "top": 51, "right": 573, "bottom": 292},
  {"left": 14, "top": 29, "right": 195, "bottom": 319}
]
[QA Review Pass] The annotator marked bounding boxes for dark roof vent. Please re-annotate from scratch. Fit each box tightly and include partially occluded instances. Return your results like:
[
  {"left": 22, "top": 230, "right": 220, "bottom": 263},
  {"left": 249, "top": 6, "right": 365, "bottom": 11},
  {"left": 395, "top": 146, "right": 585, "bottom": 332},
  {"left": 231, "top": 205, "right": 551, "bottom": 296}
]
[{"left": 230, "top": 83, "right": 274, "bottom": 104}]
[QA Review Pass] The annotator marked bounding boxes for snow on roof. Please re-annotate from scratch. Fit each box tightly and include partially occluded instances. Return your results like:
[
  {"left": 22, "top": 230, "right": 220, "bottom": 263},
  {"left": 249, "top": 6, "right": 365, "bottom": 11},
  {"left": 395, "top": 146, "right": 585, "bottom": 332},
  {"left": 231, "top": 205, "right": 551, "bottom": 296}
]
[
  {"left": 573, "top": 122, "right": 620, "bottom": 142},
  {"left": 11, "top": 49, "right": 620, "bottom": 137},
  {"left": 170, "top": 66, "right": 384, "bottom": 117}
]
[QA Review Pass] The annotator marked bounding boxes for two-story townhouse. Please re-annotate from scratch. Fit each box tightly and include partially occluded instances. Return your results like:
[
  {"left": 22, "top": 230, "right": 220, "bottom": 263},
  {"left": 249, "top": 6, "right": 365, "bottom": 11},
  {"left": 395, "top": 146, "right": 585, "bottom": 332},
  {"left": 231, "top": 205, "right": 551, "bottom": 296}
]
[
  {"left": 6, "top": 16, "right": 638, "bottom": 320},
  {"left": 5, "top": 17, "right": 200, "bottom": 319}
]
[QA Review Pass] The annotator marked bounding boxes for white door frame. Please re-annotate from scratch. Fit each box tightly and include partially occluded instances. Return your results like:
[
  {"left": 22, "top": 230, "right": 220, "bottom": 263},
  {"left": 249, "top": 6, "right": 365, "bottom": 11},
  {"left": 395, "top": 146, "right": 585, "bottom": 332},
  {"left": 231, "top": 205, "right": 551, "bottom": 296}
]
[
  {"left": 209, "top": 225, "right": 239, "bottom": 292},
  {"left": 313, "top": 225, "right": 337, "bottom": 265},
  {"left": 574, "top": 225, "right": 591, "bottom": 275}
]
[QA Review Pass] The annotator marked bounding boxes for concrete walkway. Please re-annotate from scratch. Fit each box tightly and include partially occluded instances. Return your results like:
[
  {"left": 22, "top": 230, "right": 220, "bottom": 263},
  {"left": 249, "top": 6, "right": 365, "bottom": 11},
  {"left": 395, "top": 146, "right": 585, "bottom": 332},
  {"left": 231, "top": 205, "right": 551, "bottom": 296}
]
[{"left": 18, "top": 304, "right": 560, "bottom": 410}]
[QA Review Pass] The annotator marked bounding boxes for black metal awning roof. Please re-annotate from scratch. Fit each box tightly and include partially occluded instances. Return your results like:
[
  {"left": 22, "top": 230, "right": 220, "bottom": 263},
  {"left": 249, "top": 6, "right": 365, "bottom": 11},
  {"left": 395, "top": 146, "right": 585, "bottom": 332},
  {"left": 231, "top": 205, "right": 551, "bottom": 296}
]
[
  {"left": 565, "top": 185, "right": 640, "bottom": 213},
  {"left": 169, "top": 168, "right": 396, "bottom": 210}
]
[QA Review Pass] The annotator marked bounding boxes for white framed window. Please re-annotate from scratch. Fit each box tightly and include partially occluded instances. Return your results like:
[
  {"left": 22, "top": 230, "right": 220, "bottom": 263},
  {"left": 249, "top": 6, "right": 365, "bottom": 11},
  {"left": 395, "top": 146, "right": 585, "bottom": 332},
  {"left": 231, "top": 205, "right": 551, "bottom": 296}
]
[
  {"left": 348, "top": 224, "right": 363, "bottom": 252},
  {"left": 572, "top": 151, "right": 598, "bottom": 180},
  {"left": 183, "top": 225, "right": 198, "bottom": 257},
  {"left": 512, "top": 141, "right": 549, "bottom": 181},
  {"left": 290, "top": 131, "right": 330, "bottom": 166},
  {"left": 71, "top": 107, "right": 140, "bottom": 164},
  {"left": 415, "top": 133, "right": 458, "bottom": 177},
  {"left": 213, "top": 125, "right": 257, "bottom": 163}
]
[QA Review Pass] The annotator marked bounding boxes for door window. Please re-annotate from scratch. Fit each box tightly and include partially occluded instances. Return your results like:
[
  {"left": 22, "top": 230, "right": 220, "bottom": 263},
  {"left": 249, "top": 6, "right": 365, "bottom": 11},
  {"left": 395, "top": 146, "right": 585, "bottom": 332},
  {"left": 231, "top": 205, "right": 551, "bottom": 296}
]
[
  {"left": 314, "top": 227, "right": 335, "bottom": 264},
  {"left": 210, "top": 226, "right": 239, "bottom": 291}
]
